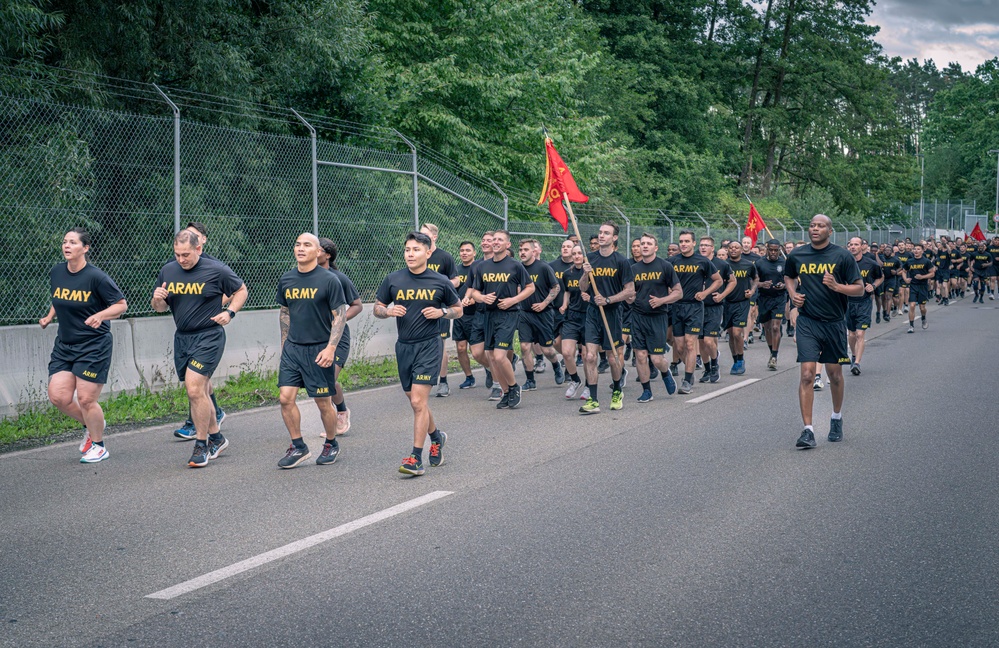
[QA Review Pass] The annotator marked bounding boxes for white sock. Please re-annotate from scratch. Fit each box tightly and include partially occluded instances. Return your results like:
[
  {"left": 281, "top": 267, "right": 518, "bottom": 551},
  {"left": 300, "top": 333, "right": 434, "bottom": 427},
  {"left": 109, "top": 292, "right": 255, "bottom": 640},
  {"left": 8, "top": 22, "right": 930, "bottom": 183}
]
[
  {"left": 804, "top": 425, "right": 814, "bottom": 432},
  {"left": 831, "top": 411, "right": 842, "bottom": 420}
]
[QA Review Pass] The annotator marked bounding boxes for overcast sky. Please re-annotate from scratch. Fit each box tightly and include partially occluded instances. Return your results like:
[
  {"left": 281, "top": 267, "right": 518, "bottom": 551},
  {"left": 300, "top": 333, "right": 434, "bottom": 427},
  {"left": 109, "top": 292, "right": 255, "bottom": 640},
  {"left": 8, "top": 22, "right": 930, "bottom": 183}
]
[{"left": 869, "top": 0, "right": 999, "bottom": 72}]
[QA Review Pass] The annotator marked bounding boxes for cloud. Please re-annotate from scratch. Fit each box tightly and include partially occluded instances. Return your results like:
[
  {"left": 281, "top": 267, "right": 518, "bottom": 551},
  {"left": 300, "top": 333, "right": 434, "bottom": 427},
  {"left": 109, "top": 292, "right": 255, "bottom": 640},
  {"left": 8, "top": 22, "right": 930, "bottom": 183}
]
[{"left": 868, "top": 0, "right": 999, "bottom": 71}]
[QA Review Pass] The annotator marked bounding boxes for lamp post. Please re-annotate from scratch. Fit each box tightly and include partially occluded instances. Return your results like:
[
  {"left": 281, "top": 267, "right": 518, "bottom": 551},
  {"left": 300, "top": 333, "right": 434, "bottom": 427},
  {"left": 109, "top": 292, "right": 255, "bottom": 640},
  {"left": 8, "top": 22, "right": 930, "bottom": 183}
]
[
  {"left": 989, "top": 149, "right": 999, "bottom": 234},
  {"left": 916, "top": 153, "right": 925, "bottom": 238}
]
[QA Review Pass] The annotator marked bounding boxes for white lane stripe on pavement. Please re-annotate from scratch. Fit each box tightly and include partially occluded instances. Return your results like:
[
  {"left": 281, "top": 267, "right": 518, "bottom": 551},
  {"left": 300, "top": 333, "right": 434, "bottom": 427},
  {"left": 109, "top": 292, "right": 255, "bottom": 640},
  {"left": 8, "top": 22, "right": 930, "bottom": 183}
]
[
  {"left": 145, "top": 490, "right": 454, "bottom": 600},
  {"left": 685, "top": 379, "right": 760, "bottom": 404}
]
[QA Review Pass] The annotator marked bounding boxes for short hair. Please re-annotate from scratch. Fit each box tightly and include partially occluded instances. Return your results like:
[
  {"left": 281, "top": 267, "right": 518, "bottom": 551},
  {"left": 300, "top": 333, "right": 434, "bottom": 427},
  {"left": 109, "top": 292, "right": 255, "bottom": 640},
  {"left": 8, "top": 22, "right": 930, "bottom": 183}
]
[
  {"left": 589, "top": 234, "right": 599, "bottom": 242},
  {"left": 174, "top": 230, "right": 200, "bottom": 247},
  {"left": 913, "top": 242, "right": 924, "bottom": 249},
  {"left": 67, "top": 227, "right": 92, "bottom": 248},
  {"left": 567, "top": 234, "right": 579, "bottom": 242},
  {"left": 678, "top": 229, "right": 695, "bottom": 242},
  {"left": 318, "top": 237, "right": 338, "bottom": 268},
  {"left": 185, "top": 221, "right": 208, "bottom": 238},
  {"left": 699, "top": 236, "right": 714, "bottom": 245},
  {"left": 766, "top": 238, "right": 781, "bottom": 246},
  {"left": 406, "top": 231, "right": 432, "bottom": 249},
  {"left": 640, "top": 232, "right": 658, "bottom": 245},
  {"left": 493, "top": 229, "right": 510, "bottom": 239},
  {"left": 519, "top": 238, "right": 538, "bottom": 248},
  {"left": 459, "top": 240, "right": 475, "bottom": 249},
  {"left": 421, "top": 223, "right": 439, "bottom": 237},
  {"left": 601, "top": 221, "right": 620, "bottom": 236},
  {"left": 482, "top": 230, "right": 495, "bottom": 237}
]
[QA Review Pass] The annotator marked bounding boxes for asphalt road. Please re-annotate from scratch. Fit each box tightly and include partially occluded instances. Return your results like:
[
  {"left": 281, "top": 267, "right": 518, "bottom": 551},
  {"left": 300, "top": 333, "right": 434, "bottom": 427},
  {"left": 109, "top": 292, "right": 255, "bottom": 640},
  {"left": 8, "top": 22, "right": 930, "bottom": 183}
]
[{"left": 3, "top": 298, "right": 998, "bottom": 647}]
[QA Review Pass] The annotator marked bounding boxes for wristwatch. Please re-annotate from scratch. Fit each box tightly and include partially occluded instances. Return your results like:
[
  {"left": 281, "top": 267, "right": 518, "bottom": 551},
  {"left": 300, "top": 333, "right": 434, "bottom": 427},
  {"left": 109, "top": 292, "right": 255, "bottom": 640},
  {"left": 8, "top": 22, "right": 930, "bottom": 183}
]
[
  {"left": 441, "top": 307, "right": 448, "bottom": 318},
  {"left": 226, "top": 309, "right": 237, "bottom": 319}
]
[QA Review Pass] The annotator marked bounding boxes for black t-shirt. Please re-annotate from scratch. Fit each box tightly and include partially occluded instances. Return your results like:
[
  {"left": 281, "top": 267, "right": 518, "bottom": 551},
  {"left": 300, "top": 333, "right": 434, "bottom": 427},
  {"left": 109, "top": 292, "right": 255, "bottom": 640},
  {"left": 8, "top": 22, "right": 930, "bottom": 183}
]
[
  {"left": 471, "top": 255, "right": 533, "bottom": 312},
  {"left": 276, "top": 267, "right": 347, "bottom": 345},
  {"left": 329, "top": 267, "right": 360, "bottom": 337},
  {"left": 934, "top": 250, "right": 949, "bottom": 270},
  {"left": 427, "top": 248, "right": 458, "bottom": 280},
  {"left": 988, "top": 244, "right": 999, "bottom": 263},
  {"left": 585, "top": 251, "right": 635, "bottom": 309},
  {"left": 950, "top": 249, "right": 964, "bottom": 269},
  {"left": 523, "top": 260, "right": 559, "bottom": 310},
  {"left": 456, "top": 261, "right": 477, "bottom": 316},
  {"left": 550, "top": 257, "right": 574, "bottom": 287},
  {"left": 562, "top": 265, "right": 587, "bottom": 313},
  {"left": 754, "top": 256, "right": 787, "bottom": 297},
  {"left": 156, "top": 257, "right": 245, "bottom": 333},
  {"left": 784, "top": 243, "right": 861, "bottom": 322},
  {"left": 880, "top": 255, "right": 900, "bottom": 278},
  {"left": 376, "top": 268, "right": 460, "bottom": 343},
  {"left": 49, "top": 262, "right": 125, "bottom": 344},
  {"left": 972, "top": 250, "right": 993, "bottom": 271},
  {"left": 896, "top": 252, "right": 911, "bottom": 269},
  {"left": 725, "top": 256, "right": 758, "bottom": 303},
  {"left": 902, "top": 257, "right": 934, "bottom": 285},
  {"left": 744, "top": 251, "right": 763, "bottom": 264},
  {"left": 850, "top": 255, "right": 884, "bottom": 303},
  {"left": 668, "top": 252, "right": 717, "bottom": 303},
  {"left": 631, "top": 257, "right": 680, "bottom": 316}
]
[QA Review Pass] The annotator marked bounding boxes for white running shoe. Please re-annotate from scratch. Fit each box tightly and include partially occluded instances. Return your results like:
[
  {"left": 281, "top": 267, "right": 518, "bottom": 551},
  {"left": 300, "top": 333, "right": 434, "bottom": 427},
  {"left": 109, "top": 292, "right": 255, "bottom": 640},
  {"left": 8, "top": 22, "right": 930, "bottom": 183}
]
[
  {"left": 337, "top": 408, "right": 351, "bottom": 435},
  {"left": 79, "top": 427, "right": 92, "bottom": 454},
  {"left": 579, "top": 387, "right": 590, "bottom": 401},
  {"left": 80, "top": 444, "right": 109, "bottom": 463},
  {"left": 813, "top": 375, "right": 824, "bottom": 391},
  {"left": 565, "top": 381, "right": 582, "bottom": 399}
]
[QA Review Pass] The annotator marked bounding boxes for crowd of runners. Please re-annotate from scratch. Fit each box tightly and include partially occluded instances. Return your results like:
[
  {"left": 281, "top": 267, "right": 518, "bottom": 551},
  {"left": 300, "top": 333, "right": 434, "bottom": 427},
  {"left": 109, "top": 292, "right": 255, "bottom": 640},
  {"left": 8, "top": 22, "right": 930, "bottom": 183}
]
[{"left": 40, "top": 217, "right": 998, "bottom": 470}]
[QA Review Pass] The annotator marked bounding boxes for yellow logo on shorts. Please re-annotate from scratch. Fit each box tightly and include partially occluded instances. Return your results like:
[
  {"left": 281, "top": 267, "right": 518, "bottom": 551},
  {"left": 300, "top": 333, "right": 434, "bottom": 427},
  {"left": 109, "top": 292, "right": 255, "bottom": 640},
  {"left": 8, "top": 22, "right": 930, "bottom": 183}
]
[
  {"left": 838, "top": 357, "right": 851, "bottom": 363},
  {"left": 189, "top": 360, "right": 204, "bottom": 370},
  {"left": 416, "top": 374, "right": 432, "bottom": 381},
  {"left": 316, "top": 387, "right": 329, "bottom": 394},
  {"left": 690, "top": 327, "right": 701, "bottom": 333},
  {"left": 652, "top": 347, "right": 664, "bottom": 354},
  {"left": 498, "top": 342, "right": 510, "bottom": 348},
  {"left": 82, "top": 370, "right": 98, "bottom": 378}
]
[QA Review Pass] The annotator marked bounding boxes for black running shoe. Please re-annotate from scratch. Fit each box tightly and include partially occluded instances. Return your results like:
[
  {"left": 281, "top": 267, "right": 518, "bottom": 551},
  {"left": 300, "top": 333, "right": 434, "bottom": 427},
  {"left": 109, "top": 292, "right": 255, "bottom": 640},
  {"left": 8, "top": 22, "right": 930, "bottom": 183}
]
[
  {"left": 828, "top": 418, "right": 843, "bottom": 442},
  {"left": 511, "top": 354, "right": 519, "bottom": 371},
  {"left": 278, "top": 444, "right": 311, "bottom": 469},
  {"left": 597, "top": 357, "right": 609, "bottom": 373},
  {"left": 188, "top": 442, "right": 209, "bottom": 468},
  {"left": 883, "top": 314, "right": 890, "bottom": 323},
  {"left": 795, "top": 429, "right": 816, "bottom": 449},
  {"left": 624, "top": 345, "right": 632, "bottom": 362},
  {"left": 429, "top": 431, "right": 446, "bottom": 467},
  {"left": 850, "top": 363, "right": 861, "bottom": 376},
  {"left": 485, "top": 368, "right": 493, "bottom": 389},
  {"left": 507, "top": 384, "right": 522, "bottom": 409},
  {"left": 649, "top": 365, "right": 659, "bottom": 381},
  {"left": 553, "top": 360, "right": 565, "bottom": 385},
  {"left": 876, "top": 311, "right": 881, "bottom": 324},
  {"left": 698, "top": 369, "right": 712, "bottom": 383},
  {"left": 316, "top": 441, "right": 340, "bottom": 465},
  {"left": 207, "top": 435, "right": 228, "bottom": 460},
  {"left": 496, "top": 392, "right": 510, "bottom": 409},
  {"left": 522, "top": 379, "right": 537, "bottom": 391}
]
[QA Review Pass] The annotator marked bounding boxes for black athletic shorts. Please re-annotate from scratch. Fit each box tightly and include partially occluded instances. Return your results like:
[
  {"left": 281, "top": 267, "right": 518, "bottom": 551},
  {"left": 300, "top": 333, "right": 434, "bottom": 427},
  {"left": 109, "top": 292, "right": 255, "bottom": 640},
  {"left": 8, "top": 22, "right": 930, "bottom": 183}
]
[
  {"left": 699, "top": 303, "right": 723, "bottom": 339},
  {"left": 396, "top": 336, "right": 443, "bottom": 392},
  {"left": 553, "top": 310, "right": 565, "bottom": 339},
  {"left": 518, "top": 309, "right": 555, "bottom": 346},
  {"left": 49, "top": 334, "right": 113, "bottom": 384},
  {"left": 757, "top": 294, "right": 786, "bottom": 324},
  {"left": 621, "top": 304, "right": 632, "bottom": 335},
  {"left": 988, "top": 266, "right": 998, "bottom": 278},
  {"left": 670, "top": 301, "right": 703, "bottom": 337},
  {"left": 279, "top": 340, "right": 338, "bottom": 398},
  {"left": 174, "top": 327, "right": 226, "bottom": 380},
  {"left": 723, "top": 300, "right": 751, "bottom": 330},
  {"left": 584, "top": 305, "right": 622, "bottom": 351},
  {"left": 908, "top": 284, "right": 929, "bottom": 305},
  {"left": 846, "top": 300, "right": 872, "bottom": 332},
  {"left": 883, "top": 277, "right": 898, "bottom": 293},
  {"left": 560, "top": 310, "right": 586, "bottom": 345},
  {"left": 334, "top": 328, "right": 351, "bottom": 368},
  {"left": 452, "top": 314, "right": 475, "bottom": 343},
  {"left": 630, "top": 312, "right": 669, "bottom": 354},
  {"left": 795, "top": 314, "right": 850, "bottom": 365},
  {"left": 467, "top": 311, "right": 485, "bottom": 346},
  {"left": 484, "top": 309, "right": 519, "bottom": 351},
  {"left": 438, "top": 317, "right": 451, "bottom": 340},
  {"left": 936, "top": 269, "right": 949, "bottom": 282}
]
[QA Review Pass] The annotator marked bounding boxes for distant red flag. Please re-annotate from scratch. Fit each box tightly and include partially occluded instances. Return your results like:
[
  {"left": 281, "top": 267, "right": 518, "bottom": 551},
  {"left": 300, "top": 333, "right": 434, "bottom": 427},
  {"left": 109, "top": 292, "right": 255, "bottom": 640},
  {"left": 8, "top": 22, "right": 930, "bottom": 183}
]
[
  {"left": 538, "top": 137, "right": 588, "bottom": 231},
  {"left": 971, "top": 222, "right": 986, "bottom": 241},
  {"left": 744, "top": 204, "right": 767, "bottom": 246}
]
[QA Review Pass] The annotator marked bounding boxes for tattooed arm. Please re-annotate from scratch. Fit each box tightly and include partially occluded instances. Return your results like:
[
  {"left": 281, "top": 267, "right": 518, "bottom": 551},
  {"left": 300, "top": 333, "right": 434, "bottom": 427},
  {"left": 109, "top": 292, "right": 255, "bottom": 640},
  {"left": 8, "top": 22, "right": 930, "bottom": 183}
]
[
  {"left": 280, "top": 306, "right": 290, "bottom": 347},
  {"left": 316, "top": 305, "right": 347, "bottom": 368}
]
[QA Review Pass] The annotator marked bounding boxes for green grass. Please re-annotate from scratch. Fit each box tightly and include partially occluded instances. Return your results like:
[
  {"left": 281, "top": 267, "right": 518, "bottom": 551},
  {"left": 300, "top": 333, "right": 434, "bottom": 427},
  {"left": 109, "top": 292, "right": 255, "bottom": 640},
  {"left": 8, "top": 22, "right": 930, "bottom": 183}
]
[{"left": 0, "top": 355, "right": 422, "bottom": 450}]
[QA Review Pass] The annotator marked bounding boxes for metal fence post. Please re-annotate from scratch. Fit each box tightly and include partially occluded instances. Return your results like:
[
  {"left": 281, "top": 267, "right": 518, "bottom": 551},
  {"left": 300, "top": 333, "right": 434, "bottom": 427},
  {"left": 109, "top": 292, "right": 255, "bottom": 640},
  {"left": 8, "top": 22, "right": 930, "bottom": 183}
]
[
  {"left": 290, "top": 109, "right": 318, "bottom": 235},
  {"left": 153, "top": 84, "right": 180, "bottom": 234},
  {"left": 489, "top": 179, "right": 508, "bottom": 230},
  {"left": 394, "top": 130, "right": 419, "bottom": 229},
  {"left": 658, "top": 210, "right": 674, "bottom": 244},
  {"left": 613, "top": 206, "right": 631, "bottom": 244},
  {"left": 693, "top": 212, "right": 710, "bottom": 237}
]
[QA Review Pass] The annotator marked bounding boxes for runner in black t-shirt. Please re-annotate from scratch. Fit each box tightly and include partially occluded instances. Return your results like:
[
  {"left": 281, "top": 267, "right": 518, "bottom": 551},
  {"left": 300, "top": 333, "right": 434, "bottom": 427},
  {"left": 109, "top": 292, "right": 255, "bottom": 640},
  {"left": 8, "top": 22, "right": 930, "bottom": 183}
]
[
  {"left": 550, "top": 238, "right": 576, "bottom": 360},
  {"left": 467, "top": 230, "right": 535, "bottom": 410},
  {"left": 845, "top": 237, "right": 883, "bottom": 376},
  {"left": 667, "top": 231, "right": 723, "bottom": 394},
  {"left": 784, "top": 215, "right": 864, "bottom": 449},
  {"left": 723, "top": 241, "right": 759, "bottom": 376},
  {"left": 420, "top": 224, "right": 460, "bottom": 398},
  {"left": 578, "top": 222, "right": 636, "bottom": 414},
  {"left": 900, "top": 243, "right": 935, "bottom": 332},
  {"left": 275, "top": 234, "right": 348, "bottom": 469},
  {"left": 987, "top": 238, "right": 999, "bottom": 298},
  {"left": 518, "top": 239, "right": 564, "bottom": 391},
  {"left": 318, "top": 238, "right": 364, "bottom": 437},
  {"left": 451, "top": 241, "right": 479, "bottom": 389},
  {"left": 375, "top": 232, "right": 462, "bottom": 476},
  {"left": 152, "top": 230, "right": 248, "bottom": 468},
  {"left": 41, "top": 228, "right": 127, "bottom": 463},
  {"left": 971, "top": 242, "right": 994, "bottom": 302},
  {"left": 896, "top": 245, "right": 912, "bottom": 311},
  {"left": 697, "top": 237, "right": 735, "bottom": 384},
  {"left": 628, "top": 233, "right": 682, "bottom": 402},
  {"left": 466, "top": 232, "right": 498, "bottom": 398},
  {"left": 878, "top": 248, "right": 900, "bottom": 323},
  {"left": 741, "top": 236, "right": 764, "bottom": 341},
  {"left": 754, "top": 240, "right": 787, "bottom": 370},
  {"left": 559, "top": 245, "right": 590, "bottom": 399},
  {"left": 933, "top": 239, "right": 951, "bottom": 306}
]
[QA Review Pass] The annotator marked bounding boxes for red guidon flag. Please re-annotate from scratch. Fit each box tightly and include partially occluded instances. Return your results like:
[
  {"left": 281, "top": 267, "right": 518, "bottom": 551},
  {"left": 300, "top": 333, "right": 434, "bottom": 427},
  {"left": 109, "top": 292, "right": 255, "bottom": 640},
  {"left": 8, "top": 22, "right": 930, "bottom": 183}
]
[
  {"left": 538, "top": 137, "right": 588, "bottom": 231},
  {"left": 970, "top": 222, "right": 987, "bottom": 241},
  {"left": 744, "top": 203, "right": 766, "bottom": 246}
]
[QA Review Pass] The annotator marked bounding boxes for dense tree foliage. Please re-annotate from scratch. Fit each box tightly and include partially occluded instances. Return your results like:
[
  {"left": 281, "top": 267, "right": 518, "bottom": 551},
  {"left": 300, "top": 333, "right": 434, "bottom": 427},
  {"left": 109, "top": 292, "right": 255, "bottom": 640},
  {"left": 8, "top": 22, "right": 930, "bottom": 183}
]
[{"left": 3, "top": 0, "right": 998, "bottom": 220}]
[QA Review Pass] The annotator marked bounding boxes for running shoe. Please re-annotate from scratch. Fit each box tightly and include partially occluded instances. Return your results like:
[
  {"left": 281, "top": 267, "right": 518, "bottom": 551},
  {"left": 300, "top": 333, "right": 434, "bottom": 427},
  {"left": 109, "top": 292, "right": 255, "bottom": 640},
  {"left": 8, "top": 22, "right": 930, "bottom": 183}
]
[
  {"left": 813, "top": 375, "right": 824, "bottom": 390},
  {"left": 990, "top": 293, "right": 995, "bottom": 300},
  {"left": 188, "top": 443, "right": 210, "bottom": 468},
  {"left": 579, "top": 398, "right": 600, "bottom": 414},
  {"left": 907, "top": 325, "right": 914, "bottom": 334},
  {"left": 511, "top": 354, "right": 520, "bottom": 371},
  {"left": 695, "top": 356, "right": 704, "bottom": 370},
  {"left": 496, "top": 392, "right": 510, "bottom": 409},
  {"left": 575, "top": 353, "right": 583, "bottom": 366},
  {"left": 663, "top": 371, "right": 677, "bottom": 395},
  {"left": 597, "top": 357, "right": 609, "bottom": 373},
  {"left": 624, "top": 345, "right": 632, "bottom": 362},
  {"left": 903, "top": 306, "right": 909, "bottom": 313},
  {"left": 678, "top": 379, "right": 693, "bottom": 395},
  {"left": 620, "top": 367, "right": 628, "bottom": 389},
  {"left": 637, "top": 389, "right": 653, "bottom": 403},
  {"left": 609, "top": 390, "right": 623, "bottom": 411},
  {"left": 507, "top": 384, "right": 522, "bottom": 409},
  {"left": 922, "top": 319, "right": 928, "bottom": 330},
  {"left": 80, "top": 444, "right": 109, "bottom": 463},
  {"left": 699, "top": 369, "right": 712, "bottom": 383},
  {"left": 522, "top": 379, "right": 537, "bottom": 391},
  {"left": 579, "top": 387, "right": 590, "bottom": 401},
  {"left": 828, "top": 419, "right": 843, "bottom": 442},
  {"left": 488, "top": 386, "right": 503, "bottom": 401},
  {"left": 553, "top": 360, "right": 565, "bottom": 385},
  {"left": 429, "top": 431, "right": 447, "bottom": 468},
  {"left": 535, "top": 356, "right": 547, "bottom": 373},
  {"left": 669, "top": 363, "right": 679, "bottom": 377},
  {"left": 278, "top": 444, "right": 311, "bottom": 469},
  {"left": 710, "top": 365, "right": 720, "bottom": 383},
  {"left": 649, "top": 364, "right": 660, "bottom": 381},
  {"left": 337, "top": 408, "right": 351, "bottom": 435},
  {"left": 207, "top": 435, "right": 228, "bottom": 460},
  {"left": 565, "top": 381, "right": 583, "bottom": 399},
  {"left": 79, "top": 427, "right": 92, "bottom": 454},
  {"left": 435, "top": 382, "right": 451, "bottom": 398},
  {"left": 316, "top": 441, "right": 340, "bottom": 465},
  {"left": 174, "top": 419, "right": 196, "bottom": 440},
  {"left": 850, "top": 363, "right": 861, "bottom": 376},
  {"left": 216, "top": 408, "right": 226, "bottom": 429},
  {"left": 485, "top": 369, "right": 493, "bottom": 389},
  {"left": 747, "top": 332, "right": 754, "bottom": 345},
  {"left": 767, "top": 356, "right": 778, "bottom": 371},
  {"left": 786, "top": 324, "right": 795, "bottom": 338},
  {"left": 875, "top": 311, "right": 881, "bottom": 324},
  {"left": 399, "top": 454, "right": 424, "bottom": 476},
  {"left": 731, "top": 360, "right": 746, "bottom": 375},
  {"left": 795, "top": 429, "right": 817, "bottom": 449},
  {"left": 883, "top": 314, "right": 890, "bottom": 323}
]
